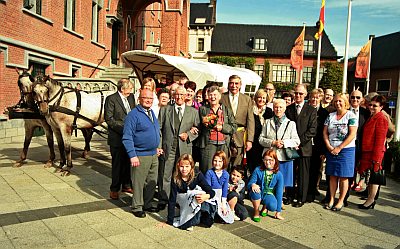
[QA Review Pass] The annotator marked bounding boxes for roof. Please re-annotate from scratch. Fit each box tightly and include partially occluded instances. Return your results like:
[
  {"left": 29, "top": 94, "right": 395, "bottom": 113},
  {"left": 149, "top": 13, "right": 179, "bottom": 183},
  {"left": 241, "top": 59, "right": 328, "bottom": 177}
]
[
  {"left": 210, "top": 23, "right": 339, "bottom": 58},
  {"left": 189, "top": 3, "right": 215, "bottom": 27},
  {"left": 370, "top": 31, "right": 400, "bottom": 69}
]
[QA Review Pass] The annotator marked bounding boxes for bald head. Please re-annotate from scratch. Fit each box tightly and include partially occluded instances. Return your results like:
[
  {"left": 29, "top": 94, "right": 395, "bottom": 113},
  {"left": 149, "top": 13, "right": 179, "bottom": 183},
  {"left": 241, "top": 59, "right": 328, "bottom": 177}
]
[{"left": 350, "top": 90, "right": 363, "bottom": 108}]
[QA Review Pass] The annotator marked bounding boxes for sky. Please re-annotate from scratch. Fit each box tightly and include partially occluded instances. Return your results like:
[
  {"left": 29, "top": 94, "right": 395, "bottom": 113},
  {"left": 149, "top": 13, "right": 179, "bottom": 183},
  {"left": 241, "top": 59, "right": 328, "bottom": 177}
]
[{"left": 191, "top": 0, "right": 400, "bottom": 58}]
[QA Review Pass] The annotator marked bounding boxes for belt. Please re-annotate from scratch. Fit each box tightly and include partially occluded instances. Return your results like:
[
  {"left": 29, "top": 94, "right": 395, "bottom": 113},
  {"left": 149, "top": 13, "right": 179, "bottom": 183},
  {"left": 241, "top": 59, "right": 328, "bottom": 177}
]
[{"left": 237, "top": 127, "right": 245, "bottom": 132}]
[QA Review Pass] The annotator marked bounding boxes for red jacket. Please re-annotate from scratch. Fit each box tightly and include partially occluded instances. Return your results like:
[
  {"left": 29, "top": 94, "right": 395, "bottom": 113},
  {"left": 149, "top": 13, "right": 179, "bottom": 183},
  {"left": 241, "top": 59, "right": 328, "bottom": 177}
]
[{"left": 360, "top": 111, "right": 388, "bottom": 172}]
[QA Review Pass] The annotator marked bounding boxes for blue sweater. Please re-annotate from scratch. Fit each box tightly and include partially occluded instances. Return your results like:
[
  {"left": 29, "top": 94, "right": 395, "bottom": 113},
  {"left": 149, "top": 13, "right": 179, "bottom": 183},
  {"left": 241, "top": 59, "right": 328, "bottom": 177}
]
[
  {"left": 122, "top": 105, "right": 160, "bottom": 158},
  {"left": 205, "top": 169, "right": 229, "bottom": 199},
  {"left": 247, "top": 166, "right": 284, "bottom": 212}
]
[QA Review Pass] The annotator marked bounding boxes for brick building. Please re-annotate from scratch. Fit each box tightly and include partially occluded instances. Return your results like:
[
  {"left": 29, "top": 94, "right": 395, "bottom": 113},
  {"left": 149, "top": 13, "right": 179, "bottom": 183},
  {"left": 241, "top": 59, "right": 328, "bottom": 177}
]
[
  {"left": 0, "top": 0, "right": 190, "bottom": 119},
  {"left": 208, "top": 23, "right": 339, "bottom": 93}
]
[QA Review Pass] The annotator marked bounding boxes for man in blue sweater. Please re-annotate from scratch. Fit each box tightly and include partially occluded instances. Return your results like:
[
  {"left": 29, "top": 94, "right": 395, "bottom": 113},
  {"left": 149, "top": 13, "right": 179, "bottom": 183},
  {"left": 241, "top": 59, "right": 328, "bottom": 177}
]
[{"left": 123, "top": 89, "right": 163, "bottom": 218}]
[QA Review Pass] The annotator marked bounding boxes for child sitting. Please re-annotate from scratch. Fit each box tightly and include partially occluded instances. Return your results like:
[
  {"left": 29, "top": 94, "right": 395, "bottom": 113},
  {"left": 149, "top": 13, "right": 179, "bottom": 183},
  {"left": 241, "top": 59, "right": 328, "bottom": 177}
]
[
  {"left": 159, "top": 154, "right": 216, "bottom": 231},
  {"left": 228, "top": 166, "right": 249, "bottom": 221},
  {"left": 205, "top": 151, "right": 234, "bottom": 224}
]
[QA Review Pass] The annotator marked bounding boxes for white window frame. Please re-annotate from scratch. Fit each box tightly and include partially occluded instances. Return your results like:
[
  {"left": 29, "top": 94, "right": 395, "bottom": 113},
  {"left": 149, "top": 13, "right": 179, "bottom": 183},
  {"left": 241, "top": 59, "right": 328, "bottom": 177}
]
[
  {"left": 197, "top": 38, "right": 205, "bottom": 52},
  {"left": 91, "top": 0, "right": 103, "bottom": 42},
  {"left": 272, "top": 64, "right": 296, "bottom": 83},
  {"left": 376, "top": 79, "right": 391, "bottom": 95},
  {"left": 253, "top": 38, "right": 266, "bottom": 51},
  {"left": 254, "top": 64, "right": 264, "bottom": 77},
  {"left": 24, "top": 0, "right": 42, "bottom": 15},
  {"left": 304, "top": 40, "right": 314, "bottom": 53},
  {"left": 64, "top": 0, "right": 76, "bottom": 31}
]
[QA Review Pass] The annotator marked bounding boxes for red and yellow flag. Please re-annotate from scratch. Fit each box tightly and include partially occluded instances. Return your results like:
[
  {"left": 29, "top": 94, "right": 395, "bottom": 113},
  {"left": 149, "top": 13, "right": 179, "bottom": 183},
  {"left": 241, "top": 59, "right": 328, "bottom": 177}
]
[
  {"left": 355, "top": 40, "right": 372, "bottom": 78},
  {"left": 315, "top": 0, "right": 325, "bottom": 40},
  {"left": 290, "top": 27, "right": 305, "bottom": 70}
]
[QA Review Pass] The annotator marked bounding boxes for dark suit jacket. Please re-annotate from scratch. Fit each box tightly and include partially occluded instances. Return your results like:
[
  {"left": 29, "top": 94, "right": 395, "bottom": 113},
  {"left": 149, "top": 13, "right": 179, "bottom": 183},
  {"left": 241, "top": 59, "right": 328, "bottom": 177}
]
[
  {"left": 313, "top": 104, "right": 329, "bottom": 154},
  {"left": 220, "top": 92, "right": 255, "bottom": 147},
  {"left": 104, "top": 91, "right": 135, "bottom": 147},
  {"left": 353, "top": 106, "right": 370, "bottom": 156},
  {"left": 285, "top": 102, "right": 317, "bottom": 157},
  {"left": 158, "top": 104, "right": 200, "bottom": 160}
]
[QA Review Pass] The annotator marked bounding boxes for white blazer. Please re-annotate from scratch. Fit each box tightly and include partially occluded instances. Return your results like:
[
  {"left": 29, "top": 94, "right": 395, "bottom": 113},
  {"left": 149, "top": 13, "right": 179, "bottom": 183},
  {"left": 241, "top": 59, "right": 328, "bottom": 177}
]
[{"left": 259, "top": 117, "right": 300, "bottom": 161}]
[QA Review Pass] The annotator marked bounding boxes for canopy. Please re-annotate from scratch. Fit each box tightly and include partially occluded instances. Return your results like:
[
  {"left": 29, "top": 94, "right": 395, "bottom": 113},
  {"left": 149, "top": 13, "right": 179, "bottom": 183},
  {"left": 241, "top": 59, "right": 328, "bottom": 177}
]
[{"left": 122, "top": 50, "right": 261, "bottom": 93}]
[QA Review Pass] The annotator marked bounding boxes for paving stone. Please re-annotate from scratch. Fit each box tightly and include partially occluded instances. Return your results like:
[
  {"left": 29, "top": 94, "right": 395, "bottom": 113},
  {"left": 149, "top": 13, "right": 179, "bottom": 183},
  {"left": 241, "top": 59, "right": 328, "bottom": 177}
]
[
  {"left": 89, "top": 220, "right": 134, "bottom": 237},
  {"left": 106, "top": 231, "right": 163, "bottom": 249},
  {"left": 59, "top": 238, "right": 116, "bottom": 249},
  {"left": 0, "top": 202, "right": 29, "bottom": 215},
  {"left": 9, "top": 232, "right": 63, "bottom": 248},
  {"left": 0, "top": 239, "right": 14, "bottom": 249},
  {"left": 0, "top": 213, "right": 20, "bottom": 227},
  {"left": 3, "top": 220, "right": 51, "bottom": 238}
]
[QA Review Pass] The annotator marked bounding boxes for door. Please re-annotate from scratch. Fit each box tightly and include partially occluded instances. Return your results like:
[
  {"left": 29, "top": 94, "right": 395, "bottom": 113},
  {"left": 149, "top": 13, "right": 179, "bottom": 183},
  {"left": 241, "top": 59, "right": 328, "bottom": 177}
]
[{"left": 111, "top": 21, "right": 120, "bottom": 65}]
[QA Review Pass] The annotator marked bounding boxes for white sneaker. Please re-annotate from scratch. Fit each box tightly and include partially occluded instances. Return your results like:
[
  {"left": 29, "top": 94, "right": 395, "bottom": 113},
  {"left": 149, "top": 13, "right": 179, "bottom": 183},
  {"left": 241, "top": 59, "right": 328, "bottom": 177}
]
[
  {"left": 234, "top": 214, "right": 241, "bottom": 221},
  {"left": 186, "top": 226, "right": 194, "bottom": 231}
]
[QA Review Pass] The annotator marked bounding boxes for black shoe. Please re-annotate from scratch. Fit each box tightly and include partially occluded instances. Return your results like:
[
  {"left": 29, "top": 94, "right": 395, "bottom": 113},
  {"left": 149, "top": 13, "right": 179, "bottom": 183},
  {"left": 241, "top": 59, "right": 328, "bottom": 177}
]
[
  {"left": 331, "top": 205, "right": 343, "bottom": 212},
  {"left": 293, "top": 201, "right": 304, "bottom": 208},
  {"left": 132, "top": 211, "right": 146, "bottom": 218},
  {"left": 157, "top": 203, "right": 167, "bottom": 210},
  {"left": 144, "top": 207, "right": 160, "bottom": 213},
  {"left": 314, "top": 190, "right": 321, "bottom": 196},
  {"left": 358, "top": 201, "right": 375, "bottom": 209},
  {"left": 344, "top": 200, "right": 349, "bottom": 207},
  {"left": 283, "top": 197, "right": 292, "bottom": 205}
]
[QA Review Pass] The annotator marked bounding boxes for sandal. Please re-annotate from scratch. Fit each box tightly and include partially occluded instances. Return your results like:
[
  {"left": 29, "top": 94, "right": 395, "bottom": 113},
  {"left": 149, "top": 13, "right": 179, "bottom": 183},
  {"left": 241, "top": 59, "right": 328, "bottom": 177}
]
[
  {"left": 260, "top": 210, "right": 268, "bottom": 217},
  {"left": 253, "top": 216, "right": 261, "bottom": 222}
]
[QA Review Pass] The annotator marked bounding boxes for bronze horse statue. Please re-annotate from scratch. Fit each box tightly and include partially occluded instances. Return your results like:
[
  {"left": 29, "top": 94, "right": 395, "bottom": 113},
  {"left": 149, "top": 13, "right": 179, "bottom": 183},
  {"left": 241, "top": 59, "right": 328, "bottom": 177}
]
[
  {"left": 33, "top": 75, "right": 112, "bottom": 175},
  {"left": 14, "top": 68, "right": 93, "bottom": 169}
]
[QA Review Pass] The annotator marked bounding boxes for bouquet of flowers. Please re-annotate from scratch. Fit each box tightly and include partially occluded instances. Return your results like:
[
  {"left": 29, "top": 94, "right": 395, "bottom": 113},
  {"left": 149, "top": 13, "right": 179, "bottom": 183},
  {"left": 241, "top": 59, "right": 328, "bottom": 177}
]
[{"left": 202, "top": 113, "right": 218, "bottom": 129}]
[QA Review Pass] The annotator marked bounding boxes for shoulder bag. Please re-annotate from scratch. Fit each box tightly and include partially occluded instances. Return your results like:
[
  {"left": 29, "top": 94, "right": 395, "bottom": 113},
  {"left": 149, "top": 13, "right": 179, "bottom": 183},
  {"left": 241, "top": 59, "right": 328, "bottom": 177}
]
[{"left": 278, "top": 121, "right": 300, "bottom": 160}]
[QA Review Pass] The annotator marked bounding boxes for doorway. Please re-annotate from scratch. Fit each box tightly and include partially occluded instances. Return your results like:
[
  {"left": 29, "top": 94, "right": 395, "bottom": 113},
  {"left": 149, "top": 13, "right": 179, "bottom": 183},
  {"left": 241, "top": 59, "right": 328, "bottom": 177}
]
[{"left": 111, "top": 21, "right": 121, "bottom": 65}]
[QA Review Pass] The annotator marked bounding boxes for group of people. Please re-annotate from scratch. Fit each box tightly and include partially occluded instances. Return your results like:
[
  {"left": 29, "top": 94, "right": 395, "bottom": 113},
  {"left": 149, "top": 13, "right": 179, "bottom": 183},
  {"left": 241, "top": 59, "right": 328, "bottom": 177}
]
[{"left": 104, "top": 75, "right": 394, "bottom": 231}]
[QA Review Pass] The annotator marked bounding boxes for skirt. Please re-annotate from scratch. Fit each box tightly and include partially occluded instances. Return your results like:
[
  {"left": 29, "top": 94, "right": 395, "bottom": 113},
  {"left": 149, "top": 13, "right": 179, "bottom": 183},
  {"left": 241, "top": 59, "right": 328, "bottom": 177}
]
[
  {"left": 325, "top": 147, "right": 355, "bottom": 177},
  {"left": 279, "top": 160, "right": 293, "bottom": 187}
]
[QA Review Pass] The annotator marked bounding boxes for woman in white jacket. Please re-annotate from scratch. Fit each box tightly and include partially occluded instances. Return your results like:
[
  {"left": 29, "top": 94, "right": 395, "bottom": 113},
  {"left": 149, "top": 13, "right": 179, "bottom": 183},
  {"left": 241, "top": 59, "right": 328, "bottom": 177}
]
[{"left": 259, "top": 99, "right": 300, "bottom": 199}]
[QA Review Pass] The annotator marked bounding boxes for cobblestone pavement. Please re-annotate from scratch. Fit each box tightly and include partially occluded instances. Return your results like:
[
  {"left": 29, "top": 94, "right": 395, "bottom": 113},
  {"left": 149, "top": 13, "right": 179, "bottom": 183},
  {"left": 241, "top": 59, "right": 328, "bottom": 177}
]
[{"left": 0, "top": 135, "right": 399, "bottom": 248}]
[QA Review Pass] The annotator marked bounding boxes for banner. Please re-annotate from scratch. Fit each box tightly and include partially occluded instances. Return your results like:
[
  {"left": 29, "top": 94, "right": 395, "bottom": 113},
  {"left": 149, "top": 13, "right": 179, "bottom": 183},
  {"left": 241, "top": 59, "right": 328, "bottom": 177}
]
[
  {"left": 290, "top": 27, "right": 305, "bottom": 70},
  {"left": 315, "top": 0, "right": 325, "bottom": 40},
  {"left": 355, "top": 40, "right": 372, "bottom": 78}
]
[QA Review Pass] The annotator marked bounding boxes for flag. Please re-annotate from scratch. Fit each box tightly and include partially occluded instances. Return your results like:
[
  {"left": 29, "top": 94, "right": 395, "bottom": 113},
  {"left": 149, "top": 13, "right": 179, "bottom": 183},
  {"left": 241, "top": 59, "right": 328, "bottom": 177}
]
[
  {"left": 290, "top": 27, "right": 305, "bottom": 70},
  {"left": 315, "top": 0, "right": 325, "bottom": 40},
  {"left": 355, "top": 40, "right": 372, "bottom": 78}
]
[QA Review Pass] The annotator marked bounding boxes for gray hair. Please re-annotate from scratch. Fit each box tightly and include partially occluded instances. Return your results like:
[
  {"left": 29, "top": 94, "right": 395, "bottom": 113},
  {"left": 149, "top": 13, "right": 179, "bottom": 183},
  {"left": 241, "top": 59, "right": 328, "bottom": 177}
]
[
  {"left": 273, "top": 98, "right": 286, "bottom": 107},
  {"left": 117, "top": 78, "right": 132, "bottom": 91},
  {"left": 364, "top": 92, "right": 378, "bottom": 102}
]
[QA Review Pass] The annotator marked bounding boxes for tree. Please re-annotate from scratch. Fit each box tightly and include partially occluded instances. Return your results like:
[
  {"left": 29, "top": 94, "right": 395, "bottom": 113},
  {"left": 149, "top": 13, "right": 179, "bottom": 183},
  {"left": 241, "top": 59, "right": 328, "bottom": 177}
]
[{"left": 319, "top": 62, "right": 344, "bottom": 94}]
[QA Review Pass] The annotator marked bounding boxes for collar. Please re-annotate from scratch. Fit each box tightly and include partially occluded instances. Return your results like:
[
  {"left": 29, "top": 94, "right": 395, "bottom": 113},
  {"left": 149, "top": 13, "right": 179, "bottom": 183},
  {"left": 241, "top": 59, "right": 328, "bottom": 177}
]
[
  {"left": 295, "top": 101, "right": 305, "bottom": 109},
  {"left": 229, "top": 92, "right": 240, "bottom": 99},
  {"left": 174, "top": 103, "right": 186, "bottom": 113},
  {"left": 118, "top": 91, "right": 128, "bottom": 101},
  {"left": 350, "top": 106, "right": 359, "bottom": 112}
]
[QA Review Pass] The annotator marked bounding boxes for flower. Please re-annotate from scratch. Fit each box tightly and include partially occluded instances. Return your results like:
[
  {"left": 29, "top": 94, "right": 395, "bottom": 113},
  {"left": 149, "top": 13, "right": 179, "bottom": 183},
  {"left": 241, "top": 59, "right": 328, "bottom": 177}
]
[{"left": 202, "top": 113, "right": 218, "bottom": 129}]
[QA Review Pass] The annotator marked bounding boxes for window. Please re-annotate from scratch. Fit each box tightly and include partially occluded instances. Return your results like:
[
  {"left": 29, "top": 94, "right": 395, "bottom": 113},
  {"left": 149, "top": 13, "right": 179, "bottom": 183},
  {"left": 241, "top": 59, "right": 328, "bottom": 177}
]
[
  {"left": 197, "top": 38, "right": 204, "bottom": 52},
  {"left": 318, "top": 67, "right": 326, "bottom": 81},
  {"left": 272, "top": 65, "right": 296, "bottom": 83},
  {"left": 29, "top": 62, "right": 47, "bottom": 77},
  {"left": 91, "top": 0, "right": 103, "bottom": 42},
  {"left": 24, "top": 0, "right": 42, "bottom": 15},
  {"left": 304, "top": 40, "right": 314, "bottom": 53},
  {"left": 303, "top": 67, "right": 313, "bottom": 83},
  {"left": 235, "top": 64, "right": 245, "bottom": 68},
  {"left": 150, "top": 31, "right": 154, "bottom": 44},
  {"left": 253, "top": 38, "right": 266, "bottom": 50},
  {"left": 354, "top": 81, "right": 366, "bottom": 94},
  {"left": 254, "top": 64, "right": 264, "bottom": 77},
  {"left": 245, "top": 84, "right": 257, "bottom": 97},
  {"left": 64, "top": 0, "right": 76, "bottom": 31},
  {"left": 376, "top": 79, "right": 390, "bottom": 95}
]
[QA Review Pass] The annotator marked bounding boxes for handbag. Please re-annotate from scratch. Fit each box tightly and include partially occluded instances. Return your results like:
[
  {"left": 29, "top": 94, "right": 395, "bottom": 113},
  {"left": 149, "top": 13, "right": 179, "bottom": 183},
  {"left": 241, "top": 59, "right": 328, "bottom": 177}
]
[
  {"left": 277, "top": 121, "right": 300, "bottom": 160},
  {"left": 369, "top": 163, "right": 386, "bottom": 186}
]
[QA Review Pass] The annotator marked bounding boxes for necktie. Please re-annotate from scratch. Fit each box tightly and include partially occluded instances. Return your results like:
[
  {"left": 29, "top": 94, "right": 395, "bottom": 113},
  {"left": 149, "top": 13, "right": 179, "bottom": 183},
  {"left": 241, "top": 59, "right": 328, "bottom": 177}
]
[
  {"left": 147, "top": 110, "right": 153, "bottom": 122},
  {"left": 177, "top": 107, "right": 183, "bottom": 121},
  {"left": 123, "top": 98, "right": 131, "bottom": 113},
  {"left": 296, "top": 104, "right": 301, "bottom": 115},
  {"left": 232, "top": 95, "right": 238, "bottom": 115},
  {"left": 352, "top": 108, "right": 357, "bottom": 115}
]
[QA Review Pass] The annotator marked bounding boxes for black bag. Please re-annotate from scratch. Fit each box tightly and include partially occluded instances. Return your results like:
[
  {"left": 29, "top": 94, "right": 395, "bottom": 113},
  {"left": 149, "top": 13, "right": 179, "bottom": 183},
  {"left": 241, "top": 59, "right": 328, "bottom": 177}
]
[
  {"left": 284, "top": 147, "right": 301, "bottom": 159},
  {"left": 369, "top": 169, "right": 386, "bottom": 186},
  {"left": 278, "top": 122, "right": 300, "bottom": 160}
]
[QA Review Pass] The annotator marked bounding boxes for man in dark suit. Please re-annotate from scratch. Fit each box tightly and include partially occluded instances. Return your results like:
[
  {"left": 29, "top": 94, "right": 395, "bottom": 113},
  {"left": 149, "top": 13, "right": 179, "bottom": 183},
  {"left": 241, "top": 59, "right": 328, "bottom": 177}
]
[
  {"left": 343, "top": 90, "right": 370, "bottom": 204},
  {"left": 307, "top": 89, "right": 329, "bottom": 202},
  {"left": 285, "top": 84, "right": 317, "bottom": 207},
  {"left": 104, "top": 78, "right": 135, "bottom": 200},
  {"left": 157, "top": 86, "right": 200, "bottom": 209},
  {"left": 220, "top": 75, "right": 254, "bottom": 167}
]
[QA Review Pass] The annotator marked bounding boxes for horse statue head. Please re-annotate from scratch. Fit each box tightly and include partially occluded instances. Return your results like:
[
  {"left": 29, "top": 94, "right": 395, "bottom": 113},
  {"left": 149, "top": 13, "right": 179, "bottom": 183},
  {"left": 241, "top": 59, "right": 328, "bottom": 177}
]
[{"left": 15, "top": 67, "right": 36, "bottom": 108}]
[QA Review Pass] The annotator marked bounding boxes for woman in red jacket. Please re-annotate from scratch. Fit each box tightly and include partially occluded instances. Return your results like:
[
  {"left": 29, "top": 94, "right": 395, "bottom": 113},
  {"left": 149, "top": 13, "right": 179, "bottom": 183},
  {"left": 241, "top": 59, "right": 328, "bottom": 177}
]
[{"left": 358, "top": 95, "right": 388, "bottom": 209}]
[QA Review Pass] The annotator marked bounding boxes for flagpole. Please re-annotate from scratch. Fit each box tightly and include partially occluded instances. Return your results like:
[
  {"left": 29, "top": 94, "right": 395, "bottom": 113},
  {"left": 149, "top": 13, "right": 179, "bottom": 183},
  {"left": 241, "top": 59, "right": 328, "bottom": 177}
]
[
  {"left": 315, "top": 36, "right": 322, "bottom": 88},
  {"left": 342, "top": 0, "right": 352, "bottom": 94},
  {"left": 365, "top": 36, "right": 373, "bottom": 94},
  {"left": 300, "top": 23, "right": 306, "bottom": 84}
]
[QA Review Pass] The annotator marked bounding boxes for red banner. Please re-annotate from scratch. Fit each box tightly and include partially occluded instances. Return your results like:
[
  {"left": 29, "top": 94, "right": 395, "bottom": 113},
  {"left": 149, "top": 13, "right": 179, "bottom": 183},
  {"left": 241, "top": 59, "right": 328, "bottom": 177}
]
[
  {"left": 315, "top": 0, "right": 325, "bottom": 40},
  {"left": 290, "top": 27, "right": 305, "bottom": 70},
  {"left": 355, "top": 40, "right": 372, "bottom": 78}
]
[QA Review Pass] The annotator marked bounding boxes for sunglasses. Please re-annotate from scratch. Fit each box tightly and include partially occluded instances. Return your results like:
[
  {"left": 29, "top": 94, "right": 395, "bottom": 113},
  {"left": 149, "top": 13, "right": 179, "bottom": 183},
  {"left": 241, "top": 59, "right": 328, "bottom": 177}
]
[
  {"left": 369, "top": 104, "right": 380, "bottom": 108},
  {"left": 294, "top": 92, "right": 304, "bottom": 96},
  {"left": 351, "top": 96, "right": 361, "bottom": 100}
]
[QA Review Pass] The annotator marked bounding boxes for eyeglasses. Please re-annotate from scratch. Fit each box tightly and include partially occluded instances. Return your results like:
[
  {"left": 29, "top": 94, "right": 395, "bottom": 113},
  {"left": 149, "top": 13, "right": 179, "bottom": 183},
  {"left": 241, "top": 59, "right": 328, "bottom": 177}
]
[
  {"left": 140, "top": 97, "right": 154, "bottom": 100},
  {"left": 265, "top": 88, "right": 274, "bottom": 91},
  {"left": 369, "top": 104, "right": 380, "bottom": 108},
  {"left": 351, "top": 96, "right": 361, "bottom": 100},
  {"left": 294, "top": 92, "right": 304, "bottom": 96}
]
